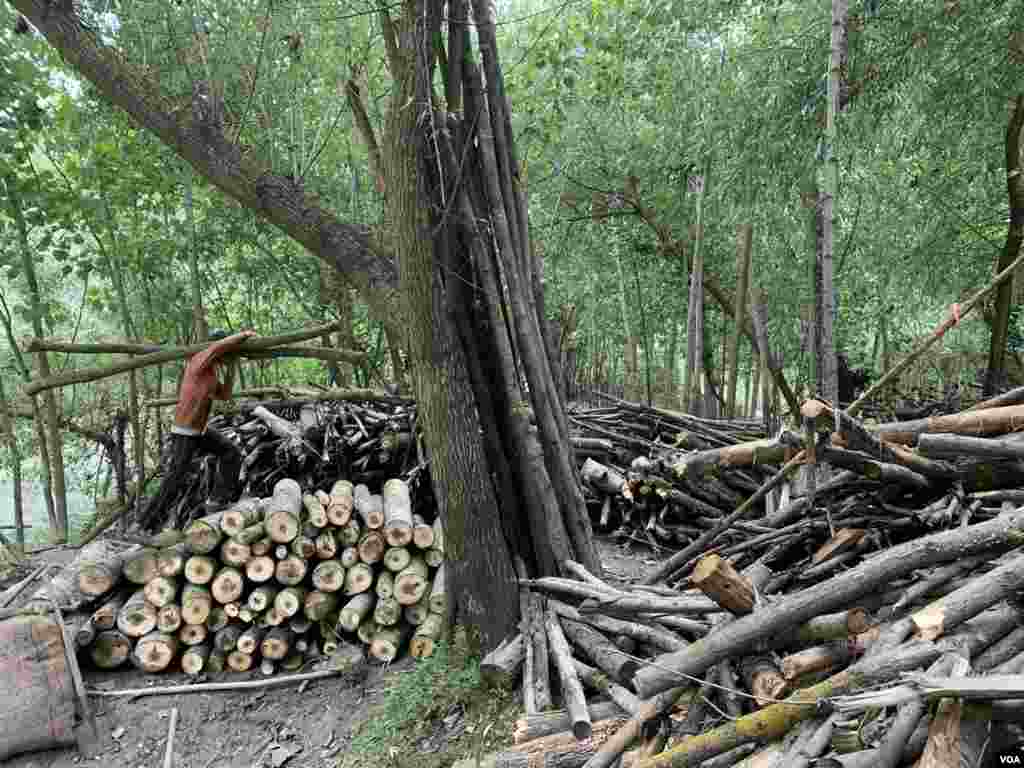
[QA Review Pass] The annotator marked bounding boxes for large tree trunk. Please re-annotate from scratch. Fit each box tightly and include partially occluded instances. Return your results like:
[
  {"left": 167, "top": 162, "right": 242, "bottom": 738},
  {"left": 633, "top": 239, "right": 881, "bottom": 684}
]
[{"left": 985, "top": 95, "right": 1024, "bottom": 395}]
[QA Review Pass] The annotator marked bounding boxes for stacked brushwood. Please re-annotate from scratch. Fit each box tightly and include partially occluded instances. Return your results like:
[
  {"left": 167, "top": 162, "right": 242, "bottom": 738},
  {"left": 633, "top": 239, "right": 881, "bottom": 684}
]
[
  {"left": 30, "top": 476, "right": 447, "bottom": 676},
  {"left": 157, "top": 394, "right": 417, "bottom": 531},
  {"left": 488, "top": 394, "right": 1024, "bottom": 768}
]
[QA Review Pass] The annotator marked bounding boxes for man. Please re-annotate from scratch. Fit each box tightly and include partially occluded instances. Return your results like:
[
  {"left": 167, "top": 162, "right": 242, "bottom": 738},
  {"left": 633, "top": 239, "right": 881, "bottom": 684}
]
[{"left": 138, "top": 329, "right": 257, "bottom": 531}]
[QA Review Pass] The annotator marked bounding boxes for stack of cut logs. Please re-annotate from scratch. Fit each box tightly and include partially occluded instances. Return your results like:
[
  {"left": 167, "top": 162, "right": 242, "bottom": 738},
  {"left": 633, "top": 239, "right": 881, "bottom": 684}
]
[
  {"left": 40, "top": 476, "right": 447, "bottom": 676},
  {"left": 488, "top": 395, "right": 1024, "bottom": 768}
]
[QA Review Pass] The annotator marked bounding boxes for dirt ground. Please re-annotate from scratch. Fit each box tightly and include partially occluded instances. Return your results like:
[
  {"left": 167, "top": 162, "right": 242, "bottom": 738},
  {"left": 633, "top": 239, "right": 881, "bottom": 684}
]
[{"left": 2, "top": 538, "right": 655, "bottom": 768}]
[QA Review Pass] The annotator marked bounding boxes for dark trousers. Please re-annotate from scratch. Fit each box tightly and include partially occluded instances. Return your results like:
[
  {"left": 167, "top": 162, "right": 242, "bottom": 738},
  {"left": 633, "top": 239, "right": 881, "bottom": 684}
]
[{"left": 138, "top": 430, "right": 242, "bottom": 532}]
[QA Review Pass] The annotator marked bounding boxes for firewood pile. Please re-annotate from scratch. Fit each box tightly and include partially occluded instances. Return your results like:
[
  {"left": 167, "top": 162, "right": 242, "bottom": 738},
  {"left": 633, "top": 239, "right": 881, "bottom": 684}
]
[
  {"left": 489, "top": 395, "right": 1024, "bottom": 767},
  {"left": 17, "top": 476, "right": 447, "bottom": 678},
  {"left": 161, "top": 395, "right": 418, "bottom": 530}
]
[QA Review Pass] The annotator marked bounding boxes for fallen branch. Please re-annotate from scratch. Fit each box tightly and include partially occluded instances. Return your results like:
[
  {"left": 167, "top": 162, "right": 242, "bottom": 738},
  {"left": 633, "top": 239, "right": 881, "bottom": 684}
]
[{"left": 87, "top": 668, "right": 344, "bottom": 697}]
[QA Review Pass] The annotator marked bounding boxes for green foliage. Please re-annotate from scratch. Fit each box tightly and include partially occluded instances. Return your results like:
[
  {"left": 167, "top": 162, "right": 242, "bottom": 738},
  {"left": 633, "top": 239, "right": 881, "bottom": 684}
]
[{"left": 344, "top": 636, "right": 517, "bottom": 768}]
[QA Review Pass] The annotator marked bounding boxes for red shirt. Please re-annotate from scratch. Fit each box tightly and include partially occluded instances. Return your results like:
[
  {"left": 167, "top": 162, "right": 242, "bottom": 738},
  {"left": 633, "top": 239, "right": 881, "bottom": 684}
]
[{"left": 173, "top": 332, "right": 255, "bottom": 433}]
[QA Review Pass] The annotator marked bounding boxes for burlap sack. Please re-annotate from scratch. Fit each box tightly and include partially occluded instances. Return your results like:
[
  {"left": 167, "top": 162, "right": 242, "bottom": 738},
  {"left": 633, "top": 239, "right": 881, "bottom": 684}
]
[{"left": 0, "top": 614, "right": 77, "bottom": 760}]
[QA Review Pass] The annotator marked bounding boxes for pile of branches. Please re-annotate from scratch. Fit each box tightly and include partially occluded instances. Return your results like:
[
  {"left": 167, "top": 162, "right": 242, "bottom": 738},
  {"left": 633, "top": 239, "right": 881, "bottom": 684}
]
[
  {"left": 157, "top": 394, "right": 419, "bottom": 530},
  {"left": 487, "top": 393, "right": 1024, "bottom": 767}
]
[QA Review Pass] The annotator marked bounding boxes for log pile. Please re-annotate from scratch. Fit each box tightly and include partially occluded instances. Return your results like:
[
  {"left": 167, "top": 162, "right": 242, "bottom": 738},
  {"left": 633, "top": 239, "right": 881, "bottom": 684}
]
[
  {"left": 491, "top": 394, "right": 1024, "bottom": 767},
  {"left": 49, "top": 476, "right": 446, "bottom": 676}
]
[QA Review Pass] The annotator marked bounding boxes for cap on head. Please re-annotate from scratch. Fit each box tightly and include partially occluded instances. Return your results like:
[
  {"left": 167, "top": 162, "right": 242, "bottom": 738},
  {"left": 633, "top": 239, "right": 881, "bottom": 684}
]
[{"left": 209, "top": 328, "right": 230, "bottom": 341}]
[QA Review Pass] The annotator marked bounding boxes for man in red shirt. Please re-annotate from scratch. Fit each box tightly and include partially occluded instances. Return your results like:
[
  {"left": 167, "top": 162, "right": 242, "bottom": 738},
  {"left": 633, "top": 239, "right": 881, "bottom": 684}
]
[{"left": 139, "top": 329, "right": 257, "bottom": 531}]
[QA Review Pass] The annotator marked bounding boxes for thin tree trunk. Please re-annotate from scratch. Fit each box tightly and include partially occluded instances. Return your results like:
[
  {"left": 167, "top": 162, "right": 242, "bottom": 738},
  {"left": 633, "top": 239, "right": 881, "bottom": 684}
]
[
  {"left": 615, "top": 251, "right": 639, "bottom": 402},
  {"left": 726, "top": 224, "right": 753, "bottom": 418},
  {"left": 0, "top": 377, "right": 26, "bottom": 554},
  {"left": 3, "top": 175, "right": 68, "bottom": 542},
  {"left": 685, "top": 162, "right": 710, "bottom": 415},
  {"left": 985, "top": 94, "right": 1024, "bottom": 396}
]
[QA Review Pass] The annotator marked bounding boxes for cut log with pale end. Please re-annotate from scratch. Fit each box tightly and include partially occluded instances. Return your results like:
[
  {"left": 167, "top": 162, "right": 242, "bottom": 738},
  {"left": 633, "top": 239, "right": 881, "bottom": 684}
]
[
  {"left": 247, "top": 585, "right": 278, "bottom": 613},
  {"left": 134, "top": 631, "right": 179, "bottom": 672},
  {"left": 911, "top": 551, "right": 1024, "bottom": 641},
  {"left": 223, "top": 601, "right": 241, "bottom": 619},
  {"left": 496, "top": 718, "right": 629, "bottom": 768},
  {"left": 339, "top": 545, "right": 359, "bottom": 569},
  {"left": 383, "top": 546, "right": 411, "bottom": 573},
  {"left": 274, "top": 586, "right": 308, "bottom": 619},
  {"left": 122, "top": 547, "right": 160, "bottom": 585},
  {"left": 265, "top": 478, "right": 302, "bottom": 543},
  {"left": 117, "top": 590, "right": 157, "bottom": 637},
  {"left": 213, "top": 624, "right": 243, "bottom": 653},
  {"left": 690, "top": 554, "right": 755, "bottom": 615},
  {"left": 357, "top": 619, "right": 380, "bottom": 645},
  {"left": 260, "top": 627, "right": 295, "bottom": 660},
  {"left": 382, "top": 479, "right": 413, "bottom": 547},
  {"left": 514, "top": 702, "right": 626, "bottom": 744},
  {"left": 739, "top": 654, "right": 789, "bottom": 707},
  {"left": 428, "top": 564, "right": 447, "bottom": 616},
  {"left": 184, "top": 554, "right": 217, "bottom": 585},
  {"left": 74, "top": 616, "right": 97, "bottom": 648},
  {"left": 236, "top": 625, "right": 268, "bottom": 655},
  {"left": 544, "top": 608, "right": 592, "bottom": 741},
  {"left": 156, "top": 544, "right": 189, "bottom": 578},
  {"left": 781, "top": 641, "right": 855, "bottom": 681},
  {"left": 812, "top": 529, "right": 867, "bottom": 565},
  {"left": 311, "top": 560, "right": 345, "bottom": 593},
  {"left": 245, "top": 555, "right": 275, "bottom": 583},
  {"left": 211, "top": 567, "right": 244, "bottom": 604},
  {"left": 227, "top": 650, "right": 254, "bottom": 672},
  {"left": 481, "top": 634, "right": 525, "bottom": 689},
  {"left": 345, "top": 562, "right": 374, "bottom": 595},
  {"left": 78, "top": 541, "right": 138, "bottom": 596},
  {"left": 303, "top": 492, "right": 328, "bottom": 528},
  {"left": 263, "top": 606, "right": 286, "bottom": 626},
  {"left": 369, "top": 624, "right": 412, "bottom": 662},
  {"left": 357, "top": 530, "right": 386, "bottom": 565},
  {"left": 220, "top": 539, "right": 251, "bottom": 567},
  {"left": 374, "top": 569, "right": 395, "bottom": 599},
  {"left": 143, "top": 576, "right": 178, "bottom": 608},
  {"left": 181, "top": 584, "right": 213, "bottom": 626},
  {"left": 179, "top": 621, "right": 208, "bottom": 646},
  {"left": 23, "top": 539, "right": 129, "bottom": 612},
  {"left": 90, "top": 630, "right": 132, "bottom": 669},
  {"left": 157, "top": 604, "right": 183, "bottom": 634},
  {"left": 315, "top": 530, "right": 338, "bottom": 560},
  {"left": 410, "top": 612, "right": 445, "bottom": 658},
  {"left": 184, "top": 512, "right": 224, "bottom": 555},
  {"left": 220, "top": 498, "right": 264, "bottom": 538},
  {"left": 275, "top": 555, "right": 308, "bottom": 586},
  {"left": 250, "top": 537, "right": 272, "bottom": 556},
  {"left": 411, "top": 515, "right": 434, "bottom": 549},
  {"left": 338, "top": 593, "right": 375, "bottom": 633},
  {"left": 303, "top": 590, "right": 338, "bottom": 621},
  {"left": 395, "top": 556, "right": 429, "bottom": 606},
  {"left": 373, "top": 596, "right": 401, "bottom": 627},
  {"left": 181, "top": 641, "right": 212, "bottom": 675},
  {"left": 91, "top": 593, "right": 128, "bottom": 631},
  {"left": 327, "top": 479, "right": 354, "bottom": 526}
]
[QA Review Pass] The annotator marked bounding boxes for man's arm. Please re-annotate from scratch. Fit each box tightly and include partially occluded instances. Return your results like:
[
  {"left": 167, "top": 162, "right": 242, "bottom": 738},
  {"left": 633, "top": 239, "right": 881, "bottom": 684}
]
[{"left": 210, "top": 331, "right": 256, "bottom": 400}]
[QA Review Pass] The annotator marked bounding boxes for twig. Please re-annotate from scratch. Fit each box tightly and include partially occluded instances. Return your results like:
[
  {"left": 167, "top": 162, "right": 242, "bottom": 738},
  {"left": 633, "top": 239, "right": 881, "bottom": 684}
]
[
  {"left": 88, "top": 668, "right": 344, "bottom": 698},
  {"left": 47, "top": 596, "right": 99, "bottom": 753},
  {"left": 0, "top": 564, "right": 50, "bottom": 608},
  {"left": 163, "top": 707, "right": 179, "bottom": 768}
]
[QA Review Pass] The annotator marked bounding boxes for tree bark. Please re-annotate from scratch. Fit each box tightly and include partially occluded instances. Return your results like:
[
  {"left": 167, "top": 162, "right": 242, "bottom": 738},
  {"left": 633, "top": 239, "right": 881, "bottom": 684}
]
[
  {"left": 725, "top": 224, "right": 752, "bottom": 418},
  {"left": 985, "top": 94, "right": 1024, "bottom": 395}
]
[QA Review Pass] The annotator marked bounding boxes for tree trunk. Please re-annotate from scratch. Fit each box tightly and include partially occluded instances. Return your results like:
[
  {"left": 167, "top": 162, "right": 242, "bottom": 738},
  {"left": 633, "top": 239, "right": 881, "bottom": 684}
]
[
  {"left": 725, "top": 224, "right": 753, "bottom": 418},
  {"left": 0, "top": 378, "right": 26, "bottom": 554},
  {"left": 685, "top": 161, "right": 710, "bottom": 415},
  {"left": 985, "top": 95, "right": 1024, "bottom": 396},
  {"left": 3, "top": 174, "right": 67, "bottom": 542}
]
